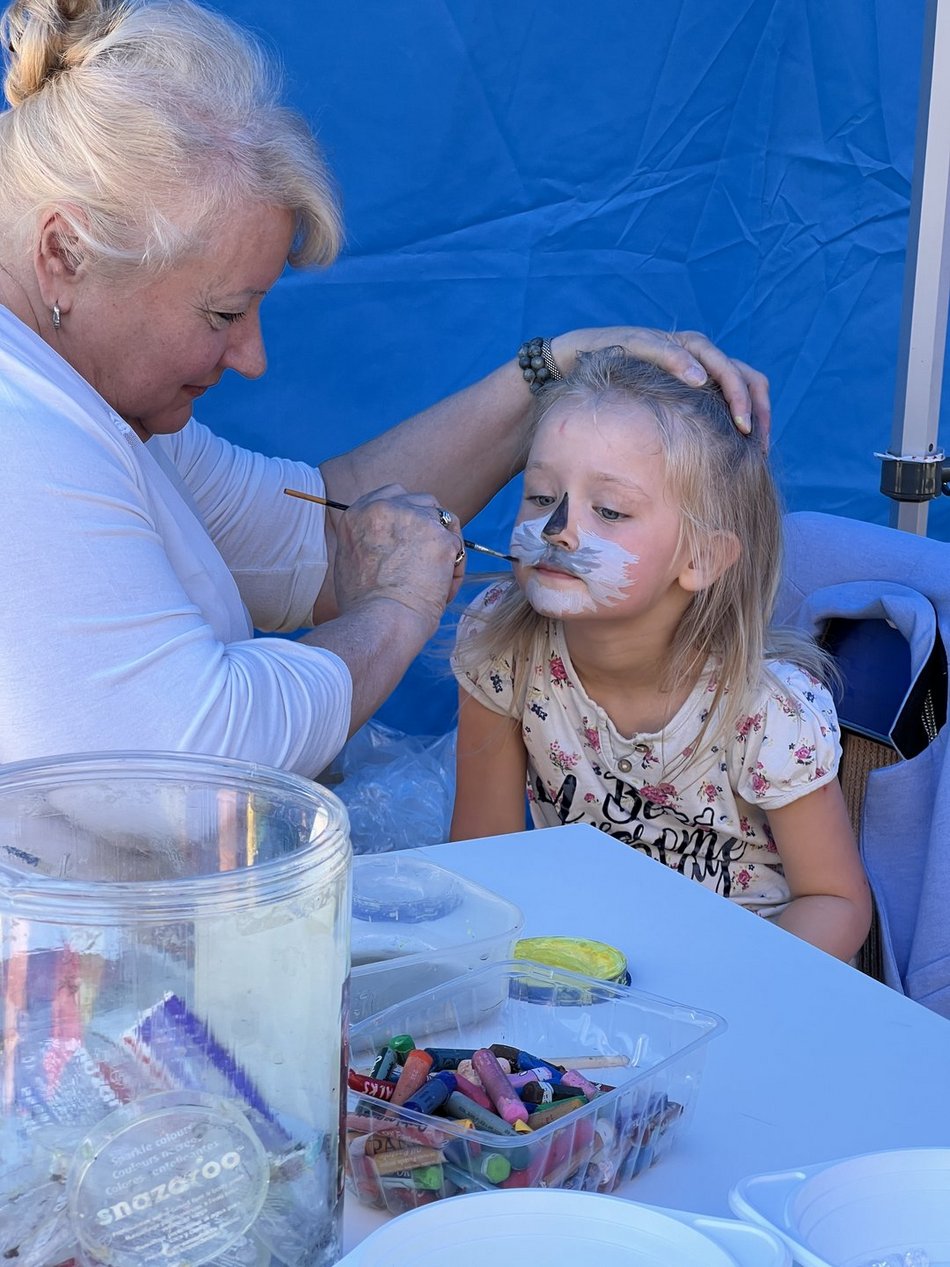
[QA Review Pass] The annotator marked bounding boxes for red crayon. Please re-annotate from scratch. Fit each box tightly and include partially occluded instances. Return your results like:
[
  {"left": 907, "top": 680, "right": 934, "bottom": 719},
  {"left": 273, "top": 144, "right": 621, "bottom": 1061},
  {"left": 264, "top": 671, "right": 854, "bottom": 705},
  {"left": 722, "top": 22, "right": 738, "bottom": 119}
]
[{"left": 348, "top": 1070, "right": 398, "bottom": 1100}]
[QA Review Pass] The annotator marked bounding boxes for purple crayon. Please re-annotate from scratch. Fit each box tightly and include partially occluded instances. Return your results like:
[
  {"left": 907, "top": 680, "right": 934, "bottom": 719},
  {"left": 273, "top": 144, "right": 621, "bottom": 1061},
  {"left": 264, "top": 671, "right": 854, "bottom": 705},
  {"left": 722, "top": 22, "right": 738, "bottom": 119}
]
[
  {"left": 472, "top": 1048, "right": 529, "bottom": 1125},
  {"left": 507, "top": 1067, "right": 555, "bottom": 1089}
]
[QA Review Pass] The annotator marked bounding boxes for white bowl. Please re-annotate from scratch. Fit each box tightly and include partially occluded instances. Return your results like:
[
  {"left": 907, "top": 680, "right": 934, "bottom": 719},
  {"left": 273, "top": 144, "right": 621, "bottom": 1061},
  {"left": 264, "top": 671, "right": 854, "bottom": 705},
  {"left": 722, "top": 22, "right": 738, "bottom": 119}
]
[
  {"left": 730, "top": 1147, "right": 950, "bottom": 1267},
  {"left": 338, "top": 1188, "right": 790, "bottom": 1267}
]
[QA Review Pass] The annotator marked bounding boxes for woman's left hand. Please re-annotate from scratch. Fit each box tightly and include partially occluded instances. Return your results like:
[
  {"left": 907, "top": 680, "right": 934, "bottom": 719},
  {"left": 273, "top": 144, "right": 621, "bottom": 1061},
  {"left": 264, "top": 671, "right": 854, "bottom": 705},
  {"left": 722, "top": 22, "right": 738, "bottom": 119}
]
[{"left": 550, "top": 326, "right": 770, "bottom": 444}]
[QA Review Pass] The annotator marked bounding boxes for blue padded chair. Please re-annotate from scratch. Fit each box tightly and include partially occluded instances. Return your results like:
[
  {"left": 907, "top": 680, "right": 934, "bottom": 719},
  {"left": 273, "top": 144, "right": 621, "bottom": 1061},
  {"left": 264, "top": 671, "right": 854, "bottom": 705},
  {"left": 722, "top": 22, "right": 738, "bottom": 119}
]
[{"left": 776, "top": 512, "right": 950, "bottom": 1015}]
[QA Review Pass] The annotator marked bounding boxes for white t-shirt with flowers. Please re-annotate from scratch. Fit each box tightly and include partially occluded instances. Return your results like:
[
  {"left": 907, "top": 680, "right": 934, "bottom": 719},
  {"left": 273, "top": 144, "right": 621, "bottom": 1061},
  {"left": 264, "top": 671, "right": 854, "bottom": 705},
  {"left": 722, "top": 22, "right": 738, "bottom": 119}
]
[{"left": 453, "top": 584, "right": 842, "bottom": 915}]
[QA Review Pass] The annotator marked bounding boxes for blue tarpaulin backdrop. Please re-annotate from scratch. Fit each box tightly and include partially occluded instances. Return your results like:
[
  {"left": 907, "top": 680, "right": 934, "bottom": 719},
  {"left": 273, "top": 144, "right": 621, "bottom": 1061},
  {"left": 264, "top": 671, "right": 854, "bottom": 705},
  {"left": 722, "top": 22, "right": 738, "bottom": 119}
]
[{"left": 197, "top": 1, "right": 943, "bottom": 735}]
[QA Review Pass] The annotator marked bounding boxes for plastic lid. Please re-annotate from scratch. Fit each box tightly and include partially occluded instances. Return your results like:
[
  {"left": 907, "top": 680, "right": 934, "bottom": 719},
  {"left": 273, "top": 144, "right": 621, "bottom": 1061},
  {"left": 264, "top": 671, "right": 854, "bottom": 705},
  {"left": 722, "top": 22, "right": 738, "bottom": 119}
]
[{"left": 352, "top": 854, "right": 464, "bottom": 923}]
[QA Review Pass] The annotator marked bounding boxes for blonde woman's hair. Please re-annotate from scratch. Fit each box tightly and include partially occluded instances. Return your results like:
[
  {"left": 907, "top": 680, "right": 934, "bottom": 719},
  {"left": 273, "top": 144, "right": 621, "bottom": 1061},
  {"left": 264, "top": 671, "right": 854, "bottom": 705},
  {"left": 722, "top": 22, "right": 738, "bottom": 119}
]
[
  {"left": 0, "top": 0, "right": 342, "bottom": 274},
  {"left": 455, "top": 348, "right": 833, "bottom": 763}
]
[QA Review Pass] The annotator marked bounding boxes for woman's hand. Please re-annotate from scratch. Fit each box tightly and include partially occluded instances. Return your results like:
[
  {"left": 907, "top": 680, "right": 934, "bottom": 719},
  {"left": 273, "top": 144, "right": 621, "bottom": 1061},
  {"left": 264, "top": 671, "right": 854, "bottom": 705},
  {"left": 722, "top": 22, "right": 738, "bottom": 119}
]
[
  {"left": 550, "top": 327, "right": 770, "bottom": 443},
  {"left": 331, "top": 484, "right": 464, "bottom": 632}
]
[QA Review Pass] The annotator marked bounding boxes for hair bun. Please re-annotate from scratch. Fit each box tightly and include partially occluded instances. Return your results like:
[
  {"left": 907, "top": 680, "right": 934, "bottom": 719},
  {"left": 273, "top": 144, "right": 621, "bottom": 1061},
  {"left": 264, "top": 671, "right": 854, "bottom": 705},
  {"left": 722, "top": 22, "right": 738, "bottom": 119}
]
[{"left": 2, "top": 0, "right": 115, "bottom": 107}]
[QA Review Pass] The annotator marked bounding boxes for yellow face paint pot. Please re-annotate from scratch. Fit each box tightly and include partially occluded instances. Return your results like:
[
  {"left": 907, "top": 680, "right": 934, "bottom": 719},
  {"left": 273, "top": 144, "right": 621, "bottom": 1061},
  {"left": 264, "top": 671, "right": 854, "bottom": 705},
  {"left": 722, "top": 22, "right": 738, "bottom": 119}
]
[{"left": 513, "top": 937, "right": 630, "bottom": 986}]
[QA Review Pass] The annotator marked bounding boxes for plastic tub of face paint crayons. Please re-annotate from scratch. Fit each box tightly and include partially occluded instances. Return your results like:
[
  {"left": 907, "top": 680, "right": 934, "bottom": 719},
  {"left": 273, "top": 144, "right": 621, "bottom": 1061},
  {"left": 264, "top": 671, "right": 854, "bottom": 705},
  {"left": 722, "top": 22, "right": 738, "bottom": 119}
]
[
  {"left": 350, "top": 852, "right": 524, "bottom": 1024},
  {"left": 345, "top": 958, "right": 725, "bottom": 1213}
]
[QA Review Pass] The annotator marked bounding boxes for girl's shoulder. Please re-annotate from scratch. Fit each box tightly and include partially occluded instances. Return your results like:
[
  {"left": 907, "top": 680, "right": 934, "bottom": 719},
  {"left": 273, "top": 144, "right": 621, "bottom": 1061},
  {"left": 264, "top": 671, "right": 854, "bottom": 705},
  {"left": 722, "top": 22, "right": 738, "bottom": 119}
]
[
  {"left": 728, "top": 658, "right": 840, "bottom": 742},
  {"left": 760, "top": 658, "right": 835, "bottom": 709}
]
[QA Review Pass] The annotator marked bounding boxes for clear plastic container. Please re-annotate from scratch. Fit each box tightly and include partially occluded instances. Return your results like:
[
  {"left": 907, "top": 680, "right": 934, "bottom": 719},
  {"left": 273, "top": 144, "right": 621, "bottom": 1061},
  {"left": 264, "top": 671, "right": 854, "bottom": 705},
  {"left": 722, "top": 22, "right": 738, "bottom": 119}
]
[
  {"left": 345, "top": 958, "right": 724, "bottom": 1214},
  {"left": 349, "top": 853, "right": 524, "bottom": 1024},
  {"left": 0, "top": 751, "right": 351, "bottom": 1267}
]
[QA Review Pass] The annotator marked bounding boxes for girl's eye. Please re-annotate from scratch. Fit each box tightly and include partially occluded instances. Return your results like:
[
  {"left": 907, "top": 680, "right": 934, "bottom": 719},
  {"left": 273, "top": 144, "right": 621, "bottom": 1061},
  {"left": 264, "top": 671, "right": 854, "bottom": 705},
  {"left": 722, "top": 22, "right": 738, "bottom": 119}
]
[
  {"left": 597, "top": 506, "right": 627, "bottom": 522},
  {"left": 527, "top": 494, "right": 556, "bottom": 508}
]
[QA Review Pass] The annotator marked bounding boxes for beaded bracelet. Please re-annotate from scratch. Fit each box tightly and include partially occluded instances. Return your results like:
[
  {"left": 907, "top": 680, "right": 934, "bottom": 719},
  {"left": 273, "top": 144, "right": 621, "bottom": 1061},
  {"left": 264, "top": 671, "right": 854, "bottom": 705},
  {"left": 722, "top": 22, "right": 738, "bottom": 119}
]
[{"left": 517, "top": 336, "right": 564, "bottom": 394}]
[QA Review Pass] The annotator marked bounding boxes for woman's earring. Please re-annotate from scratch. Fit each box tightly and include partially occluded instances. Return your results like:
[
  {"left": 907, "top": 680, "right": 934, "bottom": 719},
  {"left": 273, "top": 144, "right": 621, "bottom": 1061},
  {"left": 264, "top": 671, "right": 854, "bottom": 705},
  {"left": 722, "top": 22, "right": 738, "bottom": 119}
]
[{"left": 51, "top": 302, "right": 61, "bottom": 331}]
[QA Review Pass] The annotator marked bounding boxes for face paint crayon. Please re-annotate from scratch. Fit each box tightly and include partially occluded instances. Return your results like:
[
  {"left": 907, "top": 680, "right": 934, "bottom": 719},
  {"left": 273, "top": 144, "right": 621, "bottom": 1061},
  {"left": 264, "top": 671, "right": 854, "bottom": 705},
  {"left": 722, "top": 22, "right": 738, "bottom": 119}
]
[
  {"left": 347, "top": 1070, "right": 398, "bottom": 1100},
  {"left": 507, "top": 1067, "right": 556, "bottom": 1089},
  {"left": 371, "top": 1146, "right": 444, "bottom": 1177},
  {"left": 432, "top": 1068, "right": 493, "bottom": 1111},
  {"left": 401, "top": 1077, "right": 450, "bottom": 1116},
  {"left": 560, "top": 1067, "right": 604, "bottom": 1099},
  {"left": 388, "top": 1034, "right": 416, "bottom": 1060},
  {"left": 490, "top": 1044, "right": 563, "bottom": 1079},
  {"left": 525, "top": 1096, "right": 589, "bottom": 1128},
  {"left": 519, "top": 1080, "right": 557, "bottom": 1105},
  {"left": 421, "top": 1047, "right": 477, "bottom": 1072},
  {"left": 456, "top": 1055, "right": 511, "bottom": 1084},
  {"left": 370, "top": 1046, "right": 399, "bottom": 1081},
  {"left": 389, "top": 1048, "right": 434, "bottom": 1106},
  {"left": 472, "top": 1048, "right": 530, "bottom": 1125},
  {"left": 442, "top": 1092, "right": 531, "bottom": 1168},
  {"left": 379, "top": 1163, "right": 444, "bottom": 1192}
]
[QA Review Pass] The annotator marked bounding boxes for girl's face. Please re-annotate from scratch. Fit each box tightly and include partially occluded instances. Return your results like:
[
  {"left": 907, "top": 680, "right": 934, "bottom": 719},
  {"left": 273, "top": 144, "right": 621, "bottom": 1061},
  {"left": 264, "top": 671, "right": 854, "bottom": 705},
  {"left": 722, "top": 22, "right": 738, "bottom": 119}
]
[{"left": 510, "top": 398, "right": 694, "bottom": 622}]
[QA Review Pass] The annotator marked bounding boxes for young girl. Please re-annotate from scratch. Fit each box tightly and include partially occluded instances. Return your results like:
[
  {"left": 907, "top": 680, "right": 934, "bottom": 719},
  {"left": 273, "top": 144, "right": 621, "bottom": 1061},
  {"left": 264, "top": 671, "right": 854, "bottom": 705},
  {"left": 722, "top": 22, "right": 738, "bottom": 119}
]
[{"left": 450, "top": 349, "right": 871, "bottom": 961}]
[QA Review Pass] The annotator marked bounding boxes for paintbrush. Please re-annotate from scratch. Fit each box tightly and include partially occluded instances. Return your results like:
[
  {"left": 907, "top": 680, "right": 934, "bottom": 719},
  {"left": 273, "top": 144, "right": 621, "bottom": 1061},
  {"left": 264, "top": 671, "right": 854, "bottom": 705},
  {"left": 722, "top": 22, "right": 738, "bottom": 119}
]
[{"left": 283, "top": 488, "right": 515, "bottom": 563}]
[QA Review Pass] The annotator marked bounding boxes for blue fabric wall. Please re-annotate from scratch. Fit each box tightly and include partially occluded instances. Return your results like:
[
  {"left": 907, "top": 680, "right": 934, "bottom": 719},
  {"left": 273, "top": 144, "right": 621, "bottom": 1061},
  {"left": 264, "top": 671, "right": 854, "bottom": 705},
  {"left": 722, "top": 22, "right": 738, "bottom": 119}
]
[{"left": 198, "top": 0, "right": 940, "bottom": 734}]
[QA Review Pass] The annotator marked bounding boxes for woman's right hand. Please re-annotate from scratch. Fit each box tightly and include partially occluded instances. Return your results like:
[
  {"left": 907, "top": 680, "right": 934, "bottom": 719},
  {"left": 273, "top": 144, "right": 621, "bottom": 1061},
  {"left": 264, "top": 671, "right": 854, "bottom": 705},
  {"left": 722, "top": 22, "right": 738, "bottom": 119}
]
[{"left": 330, "top": 484, "right": 464, "bottom": 634}]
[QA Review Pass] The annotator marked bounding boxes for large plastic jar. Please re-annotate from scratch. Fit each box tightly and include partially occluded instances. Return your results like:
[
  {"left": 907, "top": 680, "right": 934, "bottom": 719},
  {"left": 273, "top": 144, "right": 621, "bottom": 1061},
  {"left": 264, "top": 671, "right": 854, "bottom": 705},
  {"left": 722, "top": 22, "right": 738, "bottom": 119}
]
[{"left": 0, "top": 751, "right": 351, "bottom": 1267}]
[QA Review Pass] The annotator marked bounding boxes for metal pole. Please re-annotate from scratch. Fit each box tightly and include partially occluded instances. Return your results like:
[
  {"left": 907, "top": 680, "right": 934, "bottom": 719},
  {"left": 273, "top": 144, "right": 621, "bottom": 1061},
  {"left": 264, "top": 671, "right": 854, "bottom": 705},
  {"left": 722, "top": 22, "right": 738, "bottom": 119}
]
[{"left": 889, "top": 0, "right": 950, "bottom": 533}]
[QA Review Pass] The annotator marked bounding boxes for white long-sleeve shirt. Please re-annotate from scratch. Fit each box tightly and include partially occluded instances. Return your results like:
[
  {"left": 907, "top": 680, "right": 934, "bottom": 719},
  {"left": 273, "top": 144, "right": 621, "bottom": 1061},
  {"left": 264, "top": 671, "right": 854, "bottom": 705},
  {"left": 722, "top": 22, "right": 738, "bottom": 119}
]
[{"left": 0, "top": 306, "right": 351, "bottom": 776}]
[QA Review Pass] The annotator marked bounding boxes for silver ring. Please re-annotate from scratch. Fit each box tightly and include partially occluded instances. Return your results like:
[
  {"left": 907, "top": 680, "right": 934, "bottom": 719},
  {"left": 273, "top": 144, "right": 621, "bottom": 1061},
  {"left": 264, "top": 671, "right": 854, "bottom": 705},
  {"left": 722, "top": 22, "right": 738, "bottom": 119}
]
[
  {"left": 437, "top": 507, "right": 453, "bottom": 529},
  {"left": 454, "top": 547, "right": 466, "bottom": 567}
]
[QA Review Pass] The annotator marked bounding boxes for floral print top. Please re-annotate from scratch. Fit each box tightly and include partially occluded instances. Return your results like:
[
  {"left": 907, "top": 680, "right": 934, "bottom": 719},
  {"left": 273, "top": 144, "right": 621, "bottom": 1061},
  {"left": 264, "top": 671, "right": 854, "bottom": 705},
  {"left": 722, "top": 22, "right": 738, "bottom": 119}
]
[{"left": 453, "top": 585, "right": 842, "bottom": 915}]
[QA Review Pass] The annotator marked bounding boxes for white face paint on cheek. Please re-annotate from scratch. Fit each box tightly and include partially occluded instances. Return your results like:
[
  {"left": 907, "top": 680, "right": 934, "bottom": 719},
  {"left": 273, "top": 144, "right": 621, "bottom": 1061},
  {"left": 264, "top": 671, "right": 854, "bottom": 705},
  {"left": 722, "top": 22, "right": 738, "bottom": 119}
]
[
  {"left": 509, "top": 516, "right": 548, "bottom": 562},
  {"left": 511, "top": 516, "right": 639, "bottom": 615},
  {"left": 576, "top": 527, "right": 639, "bottom": 606}
]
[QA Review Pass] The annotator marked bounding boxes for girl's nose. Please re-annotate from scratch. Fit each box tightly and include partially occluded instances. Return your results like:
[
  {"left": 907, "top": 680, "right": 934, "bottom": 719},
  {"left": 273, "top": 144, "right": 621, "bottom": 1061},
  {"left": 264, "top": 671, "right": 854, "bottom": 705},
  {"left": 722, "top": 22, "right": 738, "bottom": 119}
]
[{"left": 541, "top": 493, "right": 569, "bottom": 540}]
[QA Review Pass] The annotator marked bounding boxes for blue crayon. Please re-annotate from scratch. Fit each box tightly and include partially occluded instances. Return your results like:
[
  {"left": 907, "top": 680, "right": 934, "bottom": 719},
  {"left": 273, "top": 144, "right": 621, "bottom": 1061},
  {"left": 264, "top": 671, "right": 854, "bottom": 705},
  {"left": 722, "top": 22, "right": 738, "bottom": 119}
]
[
  {"left": 422, "top": 1046, "right": 477, "bottom": 1072},
  {"left": 490, "top": 1044, "right": 563, "bottom": 1079},
  {"left": 402, "top": 1077, "right": 451, "bottom": 1116}
]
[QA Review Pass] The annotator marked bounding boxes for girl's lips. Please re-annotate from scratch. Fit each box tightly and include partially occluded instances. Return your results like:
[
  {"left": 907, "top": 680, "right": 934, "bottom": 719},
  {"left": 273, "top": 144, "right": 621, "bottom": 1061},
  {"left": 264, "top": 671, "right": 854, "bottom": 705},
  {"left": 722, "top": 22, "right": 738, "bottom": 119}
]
[{"left": 534, "top": 561, "right": 578, "bottom": 579}]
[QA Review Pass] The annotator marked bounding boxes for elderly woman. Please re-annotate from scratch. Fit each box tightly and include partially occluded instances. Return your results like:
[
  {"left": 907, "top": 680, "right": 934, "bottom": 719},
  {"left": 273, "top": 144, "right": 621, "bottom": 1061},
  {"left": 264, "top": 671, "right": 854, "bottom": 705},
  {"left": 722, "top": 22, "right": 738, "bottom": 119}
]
[{"left": 0, "top": 0, "right": 768, "bottom": 777}]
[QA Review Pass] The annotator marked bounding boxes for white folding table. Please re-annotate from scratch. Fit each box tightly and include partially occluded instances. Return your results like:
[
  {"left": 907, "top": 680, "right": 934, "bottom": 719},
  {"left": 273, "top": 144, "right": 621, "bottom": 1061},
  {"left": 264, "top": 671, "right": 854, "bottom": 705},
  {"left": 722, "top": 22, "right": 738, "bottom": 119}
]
[{"left": 342, "top": 823, "right": 950, "bottom": 1251}]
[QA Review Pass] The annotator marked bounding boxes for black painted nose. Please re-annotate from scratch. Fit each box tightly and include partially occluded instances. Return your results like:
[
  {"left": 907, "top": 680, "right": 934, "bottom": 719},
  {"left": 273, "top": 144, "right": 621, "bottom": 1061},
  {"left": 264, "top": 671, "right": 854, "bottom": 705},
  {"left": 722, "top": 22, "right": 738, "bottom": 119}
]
[{"left": 541, "top": 493, "right": 568, "bottom": 538}]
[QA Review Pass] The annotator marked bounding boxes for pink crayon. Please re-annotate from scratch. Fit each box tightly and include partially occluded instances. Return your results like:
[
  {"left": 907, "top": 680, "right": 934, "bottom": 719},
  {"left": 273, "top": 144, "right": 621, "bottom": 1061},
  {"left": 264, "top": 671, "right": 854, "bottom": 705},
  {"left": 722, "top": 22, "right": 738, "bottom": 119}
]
[
  {"left": 560, "top": 1068, "right": 603, "bottom": 1099},
  {"left": 433, "top": 1068, "right": 493, "bottom": 1111},
  {"left": 472, "top": 1047, "right": 529, "bottom": 1125}
]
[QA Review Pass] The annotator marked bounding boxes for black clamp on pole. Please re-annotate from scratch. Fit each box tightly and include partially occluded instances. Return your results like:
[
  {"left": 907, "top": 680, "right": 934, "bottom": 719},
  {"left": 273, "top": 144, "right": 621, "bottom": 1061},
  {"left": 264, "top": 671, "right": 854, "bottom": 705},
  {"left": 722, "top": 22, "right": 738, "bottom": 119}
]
[{"left": 877, "top": 449, "right": 950, "bottom": 502}]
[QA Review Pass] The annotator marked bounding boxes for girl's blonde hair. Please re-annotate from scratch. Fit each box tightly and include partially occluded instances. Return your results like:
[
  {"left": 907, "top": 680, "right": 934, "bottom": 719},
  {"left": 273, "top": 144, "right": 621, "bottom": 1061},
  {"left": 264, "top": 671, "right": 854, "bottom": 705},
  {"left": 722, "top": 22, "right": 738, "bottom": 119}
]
[
  {"left": 0, "top": 0, "right": 342, "bottom": 275},
  {"left": 456, "top": 347, "right": 832, "bottom": 758}
]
